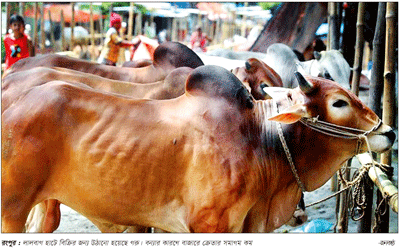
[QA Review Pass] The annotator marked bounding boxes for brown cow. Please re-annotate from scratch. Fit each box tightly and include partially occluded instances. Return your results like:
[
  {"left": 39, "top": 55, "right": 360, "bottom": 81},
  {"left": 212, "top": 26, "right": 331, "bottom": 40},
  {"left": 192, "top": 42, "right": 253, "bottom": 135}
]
[
  {"left": 3, "top": 65, "right": 270, "bottom": 233},
  {"left": 1, "top": 66, "right": 194, "bottom": 113},
  {"left": 231, "top": 58, "right": 283, "bottom": 100},
  {"left": 2, "top": 66, "right": 395, "bottom": 232},
  {"left": 3, "top": 42, "right": 204, "bottom": 84}
]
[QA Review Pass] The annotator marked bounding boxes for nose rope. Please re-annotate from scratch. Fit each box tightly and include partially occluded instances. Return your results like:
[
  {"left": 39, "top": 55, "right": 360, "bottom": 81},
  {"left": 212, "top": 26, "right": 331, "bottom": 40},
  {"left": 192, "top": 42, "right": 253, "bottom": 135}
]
[
  {"left": 300, "top": 117, "right": 382, "bottom": 156},
  {"left": 299, "top": 116, "right": 382, "bottom": 140}
]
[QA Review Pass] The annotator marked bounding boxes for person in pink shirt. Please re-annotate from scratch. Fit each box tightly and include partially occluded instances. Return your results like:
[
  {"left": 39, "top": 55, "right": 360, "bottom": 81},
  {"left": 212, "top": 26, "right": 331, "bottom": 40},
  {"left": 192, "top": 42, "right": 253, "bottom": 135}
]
[{"left": 190, "top": 26, "right": 212, "bottom": 52}]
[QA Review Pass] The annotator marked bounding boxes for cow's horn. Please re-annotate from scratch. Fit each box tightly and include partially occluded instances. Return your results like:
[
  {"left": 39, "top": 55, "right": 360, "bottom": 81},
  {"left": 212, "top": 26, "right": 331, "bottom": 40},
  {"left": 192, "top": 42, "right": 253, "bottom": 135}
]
[
  {"left": 295, "top": 72, "right": 314, "bottom": 94},
  {"left": 245, "top": 61, "right": 251, "bottom": 70}
]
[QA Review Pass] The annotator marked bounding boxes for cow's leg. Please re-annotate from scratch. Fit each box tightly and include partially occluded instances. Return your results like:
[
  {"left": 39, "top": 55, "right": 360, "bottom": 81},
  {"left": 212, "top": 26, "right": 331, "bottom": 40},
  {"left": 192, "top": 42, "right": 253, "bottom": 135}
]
[
  {"left": 2, "top": 168, "right": 40, "bottom": 233},
  {"left": 42, "top": 200, "right": 61, "bottom": 233},
  {"left": 2, "top": 217, "right": 27, "bottom": 233},
  {"left": 125, "top": 226, "right": 151, "bottom": 233}
]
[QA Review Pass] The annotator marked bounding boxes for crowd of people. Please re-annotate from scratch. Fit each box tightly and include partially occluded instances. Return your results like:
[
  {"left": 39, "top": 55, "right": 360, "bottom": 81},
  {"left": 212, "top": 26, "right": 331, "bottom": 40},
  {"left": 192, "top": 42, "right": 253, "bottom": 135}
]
[{"left": 3, "top": 13, "right": 215, "bottom": 69}]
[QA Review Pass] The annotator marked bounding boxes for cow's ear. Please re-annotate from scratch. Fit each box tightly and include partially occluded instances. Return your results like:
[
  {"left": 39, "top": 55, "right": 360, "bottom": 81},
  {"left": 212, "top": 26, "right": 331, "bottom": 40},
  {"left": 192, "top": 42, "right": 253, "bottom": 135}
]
[{"left": 268, "top": 104, "right": 306, "bottom": 124}]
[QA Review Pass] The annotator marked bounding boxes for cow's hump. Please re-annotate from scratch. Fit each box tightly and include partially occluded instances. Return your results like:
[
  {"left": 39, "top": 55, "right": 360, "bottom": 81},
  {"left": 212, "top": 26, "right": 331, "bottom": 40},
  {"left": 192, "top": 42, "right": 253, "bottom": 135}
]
[
  {"left": 153, "top": 42, "right": 204, "bottom": 69},
  {"left": 185, "top": 65, "right": 254, "bottom": 109}
]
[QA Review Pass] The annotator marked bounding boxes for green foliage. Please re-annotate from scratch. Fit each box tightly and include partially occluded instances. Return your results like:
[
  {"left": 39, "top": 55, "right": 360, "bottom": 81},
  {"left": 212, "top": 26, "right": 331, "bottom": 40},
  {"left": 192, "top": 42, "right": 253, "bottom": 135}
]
[
  {"left": 98, "top": 3, "right": 148, "bottom": 16},
  {"left": 259, "top": 2, "right": 281, "bottom": 10},
  {"left": 79, "top": 3, "right": 102, "bottom": 13},
  {"left": 135, "top": 4, "right": 149, "bottom": 15}
]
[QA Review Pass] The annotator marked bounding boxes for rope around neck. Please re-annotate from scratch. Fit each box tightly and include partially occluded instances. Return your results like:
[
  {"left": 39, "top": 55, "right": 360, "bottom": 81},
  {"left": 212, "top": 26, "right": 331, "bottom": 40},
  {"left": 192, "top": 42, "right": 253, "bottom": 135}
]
[{"left": 276, "top": 121, "right": 307, "bottom": 192}]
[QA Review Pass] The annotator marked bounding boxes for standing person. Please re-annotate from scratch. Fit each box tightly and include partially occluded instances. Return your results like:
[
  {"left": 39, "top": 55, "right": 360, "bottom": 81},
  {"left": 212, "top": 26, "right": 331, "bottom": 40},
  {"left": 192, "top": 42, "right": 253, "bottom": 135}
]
[
  {"left": 3, "top": 14, "right": 34, "bottom": 70},
  {"left": 98, "top": 13, "right": 140, "bottom": 66},
  {"left": 190, "top": 25, "right": 212, "bottom": 52}
]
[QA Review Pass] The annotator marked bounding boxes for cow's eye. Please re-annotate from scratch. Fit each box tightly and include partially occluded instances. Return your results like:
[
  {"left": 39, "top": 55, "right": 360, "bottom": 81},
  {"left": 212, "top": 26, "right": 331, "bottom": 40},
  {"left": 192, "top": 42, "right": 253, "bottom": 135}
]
[
  {"left": 332, "top": 99, "right": 348, "bottom": 108},
  {"left": 324, "top": 71, "right": 333, "bottom": 80}
]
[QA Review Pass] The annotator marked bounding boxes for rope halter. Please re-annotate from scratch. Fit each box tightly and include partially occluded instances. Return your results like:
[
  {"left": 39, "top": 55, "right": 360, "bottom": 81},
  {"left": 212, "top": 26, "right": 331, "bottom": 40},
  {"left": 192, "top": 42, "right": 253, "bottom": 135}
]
[
  {"left": 275, "top": 106, "right": 383, "bottom": 193},
  {"left": 300, "top": 116, "right": 383, "bottom": 155}
]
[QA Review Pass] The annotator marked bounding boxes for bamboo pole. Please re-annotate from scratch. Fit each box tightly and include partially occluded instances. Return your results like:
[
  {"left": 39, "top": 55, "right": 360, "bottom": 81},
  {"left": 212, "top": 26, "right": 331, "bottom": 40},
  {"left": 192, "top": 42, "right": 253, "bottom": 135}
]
[
  {"left": 134, "top": 12, "right": 142, "bottom": 36},
  {"left": 337, "top": 3, "right": 366, "bottom": 233},
  {"left": 241, "top": 2, "right": 248, "bottom": 37},
  {"left": 330, "top": 1, "right": 341, "bottom": 192},
  {"left": 70, "top": 2, "right": 75, "bottom": 50},
  {"left": 350, "top": 2, "right": 372, "bottom": 233},
  {"left": 33, "top": 3, "right": 38, "bottom": 51},
  {"left": 375, "top": 1, "right": 398, "bottom": 233},
  {"left": 356, "top": 153, "right": 398, "bottom": 214},
  {"left": 329, "top": 2, "right": 341, "bottom": 50},
  {"left": 127, "top": 2, "right": 134, "bottom": 41},
  {"left": 6, "top": 3, "right": 11, "bottom": 30},
  {"left": 48, "top": 10, "right": 55, "bottom": 50},
  {"left": 327, "top": 3, "right": 331, "bottom": 50},
  {"left": 197, "top": 12, "right": 202, "bottom": 29},
  {"left": 241, "top": 14, "right": 247, "bottom": 38},
  {"left": 19, "top": 3, "right": 24, "bottom": 16},
  {"left": 369, "top": 2, "right": 386, "bottom": 122},
  {"left": 382, "top": 0, "right": 397, "bottom": 165},
  {"left": 367, "top": 4, "right": 387, "bottom": 231},
  {"left": 99, "top": 12, "right": 103, "bottom": 46},
  {"left": 90, "top": 3, "right": 95, "bottom": 61},
  {"left": 61, "top": 10, "right": 66, "bottom": 51},
  {"left": 171, "top": 18, "right": 178, "bottom": 41},
  {"left": 40, "top": 3, "right": 45, "bottom": 53},
  {"left": 336, "top": 160, "right": 351, "bottom": 233},
  {"left": 350, "top": 2, "right": 366, "bottom": 97}
]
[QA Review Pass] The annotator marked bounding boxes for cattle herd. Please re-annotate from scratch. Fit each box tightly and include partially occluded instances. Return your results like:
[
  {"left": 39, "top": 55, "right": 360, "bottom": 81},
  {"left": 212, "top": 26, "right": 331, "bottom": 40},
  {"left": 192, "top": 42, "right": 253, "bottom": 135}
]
[{"left": 1, "top": 41, "right": 395, "bottom": 233}]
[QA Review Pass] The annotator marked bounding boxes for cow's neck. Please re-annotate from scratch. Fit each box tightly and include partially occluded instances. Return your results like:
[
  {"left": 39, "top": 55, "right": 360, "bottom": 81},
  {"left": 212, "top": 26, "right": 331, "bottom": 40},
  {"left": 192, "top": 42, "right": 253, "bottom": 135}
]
[
  {"left": 253, "top": 100, "right": 300, "bottom": 193},
  {"left": 254, "top": 100, "right": 357, "bottom": 192},
  {"left": 286, "top": 123, "right": 357, "bottom": 191}
]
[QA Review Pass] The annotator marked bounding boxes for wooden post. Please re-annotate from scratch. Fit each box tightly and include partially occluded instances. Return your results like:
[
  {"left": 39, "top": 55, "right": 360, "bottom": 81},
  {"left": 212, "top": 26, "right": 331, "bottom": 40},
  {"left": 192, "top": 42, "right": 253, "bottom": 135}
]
[
  {"left": 172, "top": 18, "right": 178, "bottom": 41},
  {"left": 197, "top": 12, "right": 202, "bottom": 29},
  {"left": 40, "top": 3, "right": 45, "bottom": 53},
  {"left": 61, "top": 10, "right": 66, "bottom": 51},
  {"left": 109, "top": 3, "right": 113, "bottom": 15},
  {"left": 241, "top": 2, "right": 248, "bottom": 37},
  {"left": 241, "top": 14, "right": 247, "bottom": 38},
  {"left": 19, "top": 3, "right": 24, "bottom": 16},
  {"left": 127, "top": 2, "right": 134, "bottom": 40},
  {"left": 231, "top": 11, "right": 237, "bottom": 39},
  {"left": 90, "top": 3, "right": 95, "bottom": 60},
  {"left": 375, "top": 1, "right": 397, "bottom": 233},
  {"left": 33, "top": 3, "right": 39, "bottom": 51},
  {"left": 6, "top": 3, "right": 11, "bottom": 30},
  {"left": 48, "top": 10, "right": 55, "bottom": 50},
  {"left": 135, "top": 12, "right": 142, "bottom": 36},
  {"left": 99, "top": 12, "right": 103, "bottom": 46},
  {"left": 221, "top": 19, "right": 229, "bottom": 46},
  {"left": 70, "top": 2, "right": 75, "bottom": 50},
  {"left": 368, "top": 2, "right": 386, "bottom": 119},
  {"left": 350, "top": 2, "right": 366, "bottom": 96},
  {"left": 329, "top": 2, "right": 341, "bottom": 50},
  {"left": 336, "top": 161, "right": 351, "bottom": 233}
]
